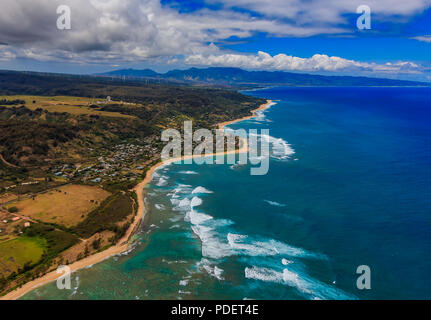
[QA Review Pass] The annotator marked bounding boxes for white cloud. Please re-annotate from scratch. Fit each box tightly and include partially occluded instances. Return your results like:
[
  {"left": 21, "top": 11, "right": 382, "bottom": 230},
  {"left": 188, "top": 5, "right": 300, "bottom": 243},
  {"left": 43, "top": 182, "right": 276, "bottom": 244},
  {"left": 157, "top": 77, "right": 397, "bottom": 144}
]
[
  {"left": 0, "top": 0, "right": 429, "bottom": 73},
  {"left": 185, "top": 51, "right": 422, "bottom": 74},
  {"left": 212, "top": 0, "right": 431, "bottom": 24},
  {"left": 0, "top": 46, "right": 16, "bottom": 61},
  {"left": 411, "top": 35, "right": 431, "bottom": 42},
  {"left": 0, "top": 0, "right": 348, "bottom": 64}
]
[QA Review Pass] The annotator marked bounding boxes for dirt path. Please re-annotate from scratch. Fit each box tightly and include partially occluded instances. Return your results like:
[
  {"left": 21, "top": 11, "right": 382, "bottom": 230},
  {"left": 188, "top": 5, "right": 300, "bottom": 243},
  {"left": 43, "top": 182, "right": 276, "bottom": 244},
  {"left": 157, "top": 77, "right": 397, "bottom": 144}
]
[{"left": 0, "top": 154, "right": 19, "bottom": 168}]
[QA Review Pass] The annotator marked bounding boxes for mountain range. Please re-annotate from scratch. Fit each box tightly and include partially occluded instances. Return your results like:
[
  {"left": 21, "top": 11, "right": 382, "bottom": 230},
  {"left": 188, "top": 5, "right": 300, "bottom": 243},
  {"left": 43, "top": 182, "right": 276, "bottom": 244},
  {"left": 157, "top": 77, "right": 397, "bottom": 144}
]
[{"left": 98, "top": 67, "right": 428, "bottom": 87}]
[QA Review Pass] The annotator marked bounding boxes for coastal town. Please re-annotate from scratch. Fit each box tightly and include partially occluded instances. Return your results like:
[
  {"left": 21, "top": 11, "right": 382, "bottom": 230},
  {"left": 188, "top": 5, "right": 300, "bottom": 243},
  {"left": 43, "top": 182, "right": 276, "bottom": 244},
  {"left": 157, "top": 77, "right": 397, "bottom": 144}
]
[{"left": 50, "top": 138, "right": 161, "bottom": 184}]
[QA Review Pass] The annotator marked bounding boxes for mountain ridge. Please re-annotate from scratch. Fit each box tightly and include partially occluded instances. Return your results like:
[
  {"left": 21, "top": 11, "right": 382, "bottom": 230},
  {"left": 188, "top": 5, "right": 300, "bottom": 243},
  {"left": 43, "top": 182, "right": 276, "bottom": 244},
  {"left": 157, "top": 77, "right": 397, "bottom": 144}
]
[{"left": 97, "top": 67, "right": 429, "bottom": 87}]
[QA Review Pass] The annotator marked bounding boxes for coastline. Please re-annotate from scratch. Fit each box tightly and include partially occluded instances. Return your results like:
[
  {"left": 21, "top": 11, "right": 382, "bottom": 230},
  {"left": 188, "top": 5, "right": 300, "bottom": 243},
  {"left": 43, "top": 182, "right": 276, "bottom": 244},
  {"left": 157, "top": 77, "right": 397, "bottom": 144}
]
[
  {"left": 1, "top": 99, "right": 272, "bottom": 300},
  {"left": 217, "top": 100, "right": 273, "bottom": 130}
]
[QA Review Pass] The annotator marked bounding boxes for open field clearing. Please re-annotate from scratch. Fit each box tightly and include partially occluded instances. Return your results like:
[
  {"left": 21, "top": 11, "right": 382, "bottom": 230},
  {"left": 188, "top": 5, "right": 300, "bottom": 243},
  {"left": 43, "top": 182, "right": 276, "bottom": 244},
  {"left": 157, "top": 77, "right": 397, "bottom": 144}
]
[
  {"left": 6, "top": 185, "right": 111, "bottom": 228},
  {"left": 0, "top": 236, "right": 46, "bottom": 276},
  {"left": 0, "top": 95, "right": 136, "bottom": 119},
  {"left": 0, "top": 193, "right": 18, "bottom": 205}
]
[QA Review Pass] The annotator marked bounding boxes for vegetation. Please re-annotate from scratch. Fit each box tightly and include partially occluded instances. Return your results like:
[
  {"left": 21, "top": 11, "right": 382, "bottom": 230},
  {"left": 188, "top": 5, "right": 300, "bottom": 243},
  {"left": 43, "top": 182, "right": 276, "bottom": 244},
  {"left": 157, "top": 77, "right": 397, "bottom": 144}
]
[
  {"left": 0, "top": 236, "right": 46, "bottom": 277},
  {"left": 7, "top": 207, "right": 18, "bottom": 213},
  {"left": 72, "top": 192, "right": 134, "bottom": 239},
  {"left": 0, "top": 99, "right": 25, "bottom": 105},
  {"left": 23, "top": 223, "right": 79, "bottom": 260}
]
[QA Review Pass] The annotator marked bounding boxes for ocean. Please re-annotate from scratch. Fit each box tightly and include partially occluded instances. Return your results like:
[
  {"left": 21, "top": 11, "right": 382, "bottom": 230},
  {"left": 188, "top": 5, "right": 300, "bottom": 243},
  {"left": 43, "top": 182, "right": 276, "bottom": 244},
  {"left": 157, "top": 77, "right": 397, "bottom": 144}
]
[{"left": 22, "top": 87, "right": 431, "bottom": 300}]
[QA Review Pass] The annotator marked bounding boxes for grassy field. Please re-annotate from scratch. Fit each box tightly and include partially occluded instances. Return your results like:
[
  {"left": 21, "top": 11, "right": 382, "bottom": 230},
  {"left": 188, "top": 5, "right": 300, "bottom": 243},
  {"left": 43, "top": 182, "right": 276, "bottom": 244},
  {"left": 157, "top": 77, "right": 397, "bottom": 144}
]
[
  {"left": 0, "top": 236, "right": 46, "bottom": 276},
  {"left": 0, "top": 95, "right": 136, "bottom": 119},
  {"left": 6, "top": 185, "right": 111, "bottom": 227}
]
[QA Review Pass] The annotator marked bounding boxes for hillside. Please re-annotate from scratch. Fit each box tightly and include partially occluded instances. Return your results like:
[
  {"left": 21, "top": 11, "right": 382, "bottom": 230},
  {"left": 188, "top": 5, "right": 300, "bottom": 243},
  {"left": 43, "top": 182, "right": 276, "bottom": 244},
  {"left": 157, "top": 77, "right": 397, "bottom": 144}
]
[{"left": 0, "top": 70, "right": 265, "bottom": 173}]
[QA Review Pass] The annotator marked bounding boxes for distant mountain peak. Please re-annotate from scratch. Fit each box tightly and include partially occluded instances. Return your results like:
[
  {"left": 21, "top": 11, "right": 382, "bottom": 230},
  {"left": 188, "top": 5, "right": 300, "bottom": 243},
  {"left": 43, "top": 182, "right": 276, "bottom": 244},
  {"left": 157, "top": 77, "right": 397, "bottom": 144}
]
[{"left": 97, "top": 67, "right": 427, "bottom": 87}]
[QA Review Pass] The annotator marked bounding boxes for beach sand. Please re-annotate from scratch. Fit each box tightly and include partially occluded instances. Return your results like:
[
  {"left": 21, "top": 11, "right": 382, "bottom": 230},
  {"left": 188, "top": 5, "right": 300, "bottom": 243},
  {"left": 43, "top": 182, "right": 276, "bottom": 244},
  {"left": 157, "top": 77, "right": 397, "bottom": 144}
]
[{"left": 1, "top": 99, "right": 272, "bottom": 300}]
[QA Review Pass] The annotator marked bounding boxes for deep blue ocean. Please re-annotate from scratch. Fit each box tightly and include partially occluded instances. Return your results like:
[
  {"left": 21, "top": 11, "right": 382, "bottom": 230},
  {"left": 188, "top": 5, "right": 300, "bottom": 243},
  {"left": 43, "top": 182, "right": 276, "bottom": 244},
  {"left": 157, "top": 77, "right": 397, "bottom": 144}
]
[{"left": 23, "top": 87, "right": 431, "bottom": 300}]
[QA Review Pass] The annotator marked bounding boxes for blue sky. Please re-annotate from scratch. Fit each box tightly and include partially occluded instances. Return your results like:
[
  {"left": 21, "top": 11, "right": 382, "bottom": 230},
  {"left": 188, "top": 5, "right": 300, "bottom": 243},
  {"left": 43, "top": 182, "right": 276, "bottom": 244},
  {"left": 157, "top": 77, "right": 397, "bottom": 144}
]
[{"left": 0, "top": 0, "right": 430, "bottom": 81}]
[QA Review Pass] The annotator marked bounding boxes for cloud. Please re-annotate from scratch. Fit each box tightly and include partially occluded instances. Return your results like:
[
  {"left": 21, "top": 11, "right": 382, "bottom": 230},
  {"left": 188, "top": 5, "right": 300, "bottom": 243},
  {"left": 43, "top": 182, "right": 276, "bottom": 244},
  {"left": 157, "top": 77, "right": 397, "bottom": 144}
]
[
  {"left": 0, "top": 46, "right": 16, "bottom": 61},
  {"left": 185, "top": 51, "right": 422, "bottom": 74},
  {"left": 0, "top": 0, "right": 430, "bottom": 65},
  {"left": 212, "top": 0, "right": 431, "bottom": 23},
  {"left": 0, "top": 0, "right": 429, "bottom": 80},
  {"left": 411, "top": 35, "right": 431, "bottom": 42},
  {"left": 0, "top": 0, "right": 348, "bottom": 64}
]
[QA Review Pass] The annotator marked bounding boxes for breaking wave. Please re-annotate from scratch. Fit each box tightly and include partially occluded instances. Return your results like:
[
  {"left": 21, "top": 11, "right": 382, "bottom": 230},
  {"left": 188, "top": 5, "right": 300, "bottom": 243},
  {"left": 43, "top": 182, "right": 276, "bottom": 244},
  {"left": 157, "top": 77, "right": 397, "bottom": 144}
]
[
  {"left": 264, "top": 200, "right": 286, "bottom": 207},
  {"left": 192, "top": 186, "right": 214, "bottom": 194},
  {"left": 245, "top": 266, "right": 356, "bottom": 300}
]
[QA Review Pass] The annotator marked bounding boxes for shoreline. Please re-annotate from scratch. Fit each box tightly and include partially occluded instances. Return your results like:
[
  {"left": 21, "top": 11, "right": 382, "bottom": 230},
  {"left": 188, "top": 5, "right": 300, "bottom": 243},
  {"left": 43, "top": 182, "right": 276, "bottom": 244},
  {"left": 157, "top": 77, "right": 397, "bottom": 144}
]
[
  {"left": 217, "top": 100, "right": 273, "bottom": 130},
  {"left": 1, "top": 99, "right": 272, "bottom": 300}
]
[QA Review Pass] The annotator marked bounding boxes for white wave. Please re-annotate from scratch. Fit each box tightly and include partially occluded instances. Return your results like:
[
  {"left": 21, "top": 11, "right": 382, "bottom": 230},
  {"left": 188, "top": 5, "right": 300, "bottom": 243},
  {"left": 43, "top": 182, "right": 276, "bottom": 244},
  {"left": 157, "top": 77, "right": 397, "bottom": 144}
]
[
  {"left": 170, "top": 198, "right": 180, "bottom": 206},
  {"left": 179, "top": 279, "right": 189, "bottom": 286},
  {"left": 214, "top": 266, "right": 224, "bottom": 280},
  {"left": 227, "top": 233, "right": 281, "bottom": 256},
  {"left": 248, "top": 132, "right": 295, "bottom": 160},
  {"left": 245, "top": 266, "right": 282, "bottom": 283},
  {"left": 197, "top": 258, "right": 225, "bottom": 280},
  {"left": 179, "top": 170, "right": 198, "bottom": 175},
  {"left": 192, "top": 186, "right": 213, "bottom": 194},
  {"left": 190, "top": 196, "right": 203, "bottom": 208},
  {"left": 254, "top": 102, "right": 276, "bottom": 122},
  {"left": 155, "top": 204, "right": 165, "bottom": 210},
  {"left": 282, "top": 258, "right": 294, "bottom": 266},
  {"left": 245, "top": 266, "right": 355, "bottom": 300},
  {"left": 189, "top": 210, "right": 213, "bottom": 225},
  {"left": 156, "top": 176, "right": 168, "bottom": 186},
  {"left": 169, "top": 184, "right": 193, "bottom": 196},
  {"left": 227, "top": 233, "right": 318, "bottom": 259},
  {"left": 264, "top": 200, "right": 286, "bottom": 207},
  {"left": 178, "top": 198, "right": 191, "bottom": 208},
  {"left": 168, "top": 184, "right": 194, "bottom": 209},
  {"left": 227, "top": 233, "right": 247, "bottom": 242},
  {"left": 264, "top": 135, "right": 295, "bottom": 160},
  {"left": 191, "top": 225, "right": 232, "bottom": 259}
]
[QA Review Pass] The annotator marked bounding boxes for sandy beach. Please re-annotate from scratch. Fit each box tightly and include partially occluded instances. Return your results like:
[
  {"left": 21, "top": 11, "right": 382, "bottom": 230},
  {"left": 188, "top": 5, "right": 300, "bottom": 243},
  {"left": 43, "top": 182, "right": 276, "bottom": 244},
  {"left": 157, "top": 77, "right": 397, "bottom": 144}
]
[
  {"left": 1, "top": 99, "right": 271, "bottom": 300},
  {"left": 218, "top": 100, "right": 273, "bottom": 130}
]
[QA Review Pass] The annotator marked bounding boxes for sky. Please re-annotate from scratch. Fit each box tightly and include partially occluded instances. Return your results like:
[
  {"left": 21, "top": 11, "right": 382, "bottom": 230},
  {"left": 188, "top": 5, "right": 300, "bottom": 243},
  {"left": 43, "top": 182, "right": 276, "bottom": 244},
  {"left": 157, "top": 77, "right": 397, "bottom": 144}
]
[{"left": 0, "top": 0, "right": 430, "bottom": 81}]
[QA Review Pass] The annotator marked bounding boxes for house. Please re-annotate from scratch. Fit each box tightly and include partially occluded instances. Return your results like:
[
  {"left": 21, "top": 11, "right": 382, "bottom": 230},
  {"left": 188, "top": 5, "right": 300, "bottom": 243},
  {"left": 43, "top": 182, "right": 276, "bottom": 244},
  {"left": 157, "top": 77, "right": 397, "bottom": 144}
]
[{"left": 24, "top": 222, "right": 31, "bottom": 228}]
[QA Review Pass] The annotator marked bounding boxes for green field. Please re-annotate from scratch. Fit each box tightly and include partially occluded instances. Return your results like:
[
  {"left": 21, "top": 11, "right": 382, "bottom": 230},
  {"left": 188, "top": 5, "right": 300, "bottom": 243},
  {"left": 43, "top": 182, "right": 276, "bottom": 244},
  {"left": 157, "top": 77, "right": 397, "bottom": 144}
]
[{"left": 0, "top": 236, "right": 46, "bottom": 276}]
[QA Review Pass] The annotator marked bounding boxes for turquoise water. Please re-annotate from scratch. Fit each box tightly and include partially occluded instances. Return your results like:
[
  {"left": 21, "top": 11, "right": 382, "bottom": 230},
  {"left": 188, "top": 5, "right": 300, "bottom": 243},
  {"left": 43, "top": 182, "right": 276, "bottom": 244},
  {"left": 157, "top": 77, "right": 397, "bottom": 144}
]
[{"left": 23, "top": 87, "right": 431, "bottom": 300}]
